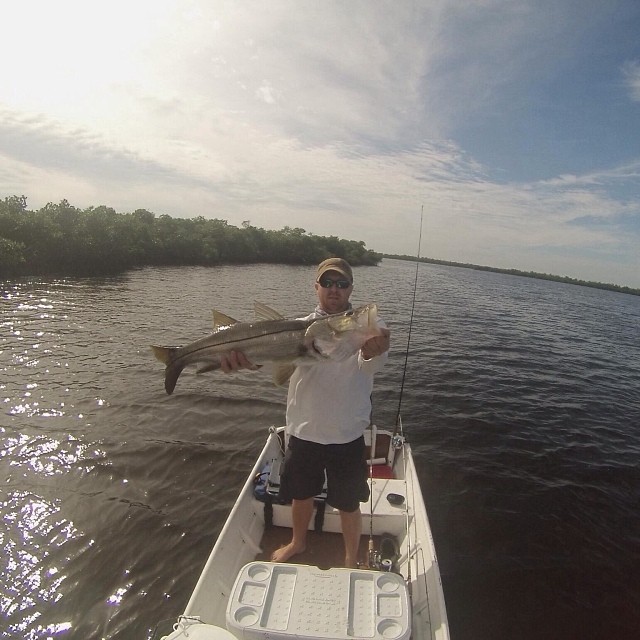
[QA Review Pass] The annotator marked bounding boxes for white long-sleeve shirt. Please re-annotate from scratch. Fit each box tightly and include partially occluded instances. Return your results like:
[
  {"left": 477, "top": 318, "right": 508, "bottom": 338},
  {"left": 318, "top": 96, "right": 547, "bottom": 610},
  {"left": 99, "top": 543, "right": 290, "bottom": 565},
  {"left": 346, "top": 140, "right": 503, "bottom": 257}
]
[{"left": 286, "top": 307, "right": 388, "bottom": 445}]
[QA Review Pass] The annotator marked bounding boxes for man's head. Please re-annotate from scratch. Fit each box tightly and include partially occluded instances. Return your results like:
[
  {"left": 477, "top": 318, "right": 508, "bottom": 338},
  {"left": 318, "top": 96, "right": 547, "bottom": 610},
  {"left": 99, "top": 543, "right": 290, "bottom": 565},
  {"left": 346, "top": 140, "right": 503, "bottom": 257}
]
[{"left": 315, "top": 257, "right": 353, "bottom": 314}]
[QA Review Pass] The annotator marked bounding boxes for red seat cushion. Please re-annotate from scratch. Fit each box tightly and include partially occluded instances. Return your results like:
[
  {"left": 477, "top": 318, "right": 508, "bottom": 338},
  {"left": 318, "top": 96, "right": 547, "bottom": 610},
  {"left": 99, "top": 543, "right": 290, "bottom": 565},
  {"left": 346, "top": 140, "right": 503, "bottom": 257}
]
[{"left": 370, "top": 464, "right": 394, "bottom": 479}]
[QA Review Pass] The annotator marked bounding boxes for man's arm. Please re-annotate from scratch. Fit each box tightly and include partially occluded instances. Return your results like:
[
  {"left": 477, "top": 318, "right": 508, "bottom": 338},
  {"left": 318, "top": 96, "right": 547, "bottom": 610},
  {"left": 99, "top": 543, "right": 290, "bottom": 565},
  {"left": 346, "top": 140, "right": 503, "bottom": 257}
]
[{"left": 360, "top": 328, "right": 391, "bottom": 360}]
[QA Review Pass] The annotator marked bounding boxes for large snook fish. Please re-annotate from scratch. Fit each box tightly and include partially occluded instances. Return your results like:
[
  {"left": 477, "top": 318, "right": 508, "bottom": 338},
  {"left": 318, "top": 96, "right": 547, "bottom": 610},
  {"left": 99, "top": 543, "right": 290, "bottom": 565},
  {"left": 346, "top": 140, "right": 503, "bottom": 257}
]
[{"left": 151, "top": 302, "right": 383, "bottom": 394}]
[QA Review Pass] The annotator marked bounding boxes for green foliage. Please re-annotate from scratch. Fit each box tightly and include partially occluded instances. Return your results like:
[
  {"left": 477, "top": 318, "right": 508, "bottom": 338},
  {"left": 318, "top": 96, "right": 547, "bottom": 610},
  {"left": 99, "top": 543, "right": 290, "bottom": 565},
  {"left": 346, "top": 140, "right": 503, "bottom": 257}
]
[
  {"left": 0, "top": 196, "right": 381, "bottom": 277},
  {"left": 0, "top": 237, "right": 27, "bottom": 274}
]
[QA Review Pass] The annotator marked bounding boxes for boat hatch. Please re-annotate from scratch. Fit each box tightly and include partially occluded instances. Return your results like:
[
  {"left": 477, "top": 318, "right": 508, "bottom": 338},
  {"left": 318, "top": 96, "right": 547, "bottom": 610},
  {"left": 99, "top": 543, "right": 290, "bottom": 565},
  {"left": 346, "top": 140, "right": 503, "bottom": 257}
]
[{"left": 226, "top": 561, "right": 411, "bottom": 640}]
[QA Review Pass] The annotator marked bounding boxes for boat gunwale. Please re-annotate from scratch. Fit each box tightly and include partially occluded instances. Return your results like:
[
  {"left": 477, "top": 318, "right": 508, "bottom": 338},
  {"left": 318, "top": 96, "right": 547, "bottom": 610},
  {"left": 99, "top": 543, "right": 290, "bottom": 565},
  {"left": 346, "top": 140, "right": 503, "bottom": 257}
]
[{"left": 179, "top": 426, "right": 449, "bottom": 640}]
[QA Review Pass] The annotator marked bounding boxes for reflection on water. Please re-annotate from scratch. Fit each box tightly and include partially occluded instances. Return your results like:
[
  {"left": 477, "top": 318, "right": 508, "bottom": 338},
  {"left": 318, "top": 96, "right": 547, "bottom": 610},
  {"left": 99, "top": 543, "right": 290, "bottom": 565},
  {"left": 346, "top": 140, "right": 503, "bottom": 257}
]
[
  {"left": 4, "top": 434, "right": 104, "bottom": 475},
  {"left": 1, "top": 262, "right": 639, "bottom": 639},
  {"left": 1, "top": 491, "right": 81, "bottom": 637}
]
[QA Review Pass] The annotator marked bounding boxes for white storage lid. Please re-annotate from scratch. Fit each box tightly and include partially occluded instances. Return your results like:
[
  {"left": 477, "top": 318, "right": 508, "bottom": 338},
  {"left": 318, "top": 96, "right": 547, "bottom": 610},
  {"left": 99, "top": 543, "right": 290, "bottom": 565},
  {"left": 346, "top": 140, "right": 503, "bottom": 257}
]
[
  {"left": 226, "top": 562, "right": 411, "bottom": 640},
  {"left": 163, "top": 620, "right": 237, "bottom": 640}
]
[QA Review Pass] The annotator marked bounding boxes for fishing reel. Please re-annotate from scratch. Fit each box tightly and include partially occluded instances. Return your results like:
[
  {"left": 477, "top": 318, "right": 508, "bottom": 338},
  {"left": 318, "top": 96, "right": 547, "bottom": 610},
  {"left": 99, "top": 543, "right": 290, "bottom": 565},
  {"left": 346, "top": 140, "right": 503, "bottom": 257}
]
[
  {"left": 368, "top": 547, "right": 394, "bottom": 572},
  {"left": 368, "top": 536, "right": 398, "bottom": 572},
  {"left": 368, "top": 544, "right": 382, "bottom": 570}
]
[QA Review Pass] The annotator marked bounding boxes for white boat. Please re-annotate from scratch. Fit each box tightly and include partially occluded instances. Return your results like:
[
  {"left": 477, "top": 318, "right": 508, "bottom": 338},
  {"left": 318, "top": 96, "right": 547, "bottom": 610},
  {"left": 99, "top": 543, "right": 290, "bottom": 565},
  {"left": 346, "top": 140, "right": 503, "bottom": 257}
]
[{"left": 157, "top": 424, "right": 449, "bottom": 640}]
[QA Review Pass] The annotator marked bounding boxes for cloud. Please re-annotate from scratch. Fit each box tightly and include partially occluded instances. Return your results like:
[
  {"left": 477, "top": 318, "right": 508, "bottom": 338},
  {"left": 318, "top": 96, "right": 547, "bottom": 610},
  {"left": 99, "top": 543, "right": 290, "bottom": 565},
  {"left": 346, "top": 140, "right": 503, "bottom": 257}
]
[
  {"left": 0, "top": 108, "right": 196, "bottom": 186},
  {"left": 1, "top": 103, "right": 637, "bottom": 269},
  {"left": 622, "top": 60, "right": 640, "bottom": 101},
  {"left": 158, "top": 2, "right": 442, "bottom": 148},
  {"left": 1, "top": 1, "right": 639, "bottom": 287}
]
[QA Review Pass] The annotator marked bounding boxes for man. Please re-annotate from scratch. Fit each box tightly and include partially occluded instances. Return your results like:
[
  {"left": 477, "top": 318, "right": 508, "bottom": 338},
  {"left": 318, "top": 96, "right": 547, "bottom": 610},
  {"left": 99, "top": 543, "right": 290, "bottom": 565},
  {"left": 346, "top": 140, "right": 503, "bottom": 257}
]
[{"left": 221, "top": 257, "right": 390, "bottom": 567}]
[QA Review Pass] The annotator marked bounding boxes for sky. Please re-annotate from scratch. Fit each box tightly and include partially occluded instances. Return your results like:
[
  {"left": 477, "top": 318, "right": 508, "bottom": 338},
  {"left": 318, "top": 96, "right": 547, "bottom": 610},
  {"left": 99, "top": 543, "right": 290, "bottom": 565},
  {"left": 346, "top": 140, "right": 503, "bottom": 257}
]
[{"left": 1, "top": 0, "right": 639, "bottom": 288}]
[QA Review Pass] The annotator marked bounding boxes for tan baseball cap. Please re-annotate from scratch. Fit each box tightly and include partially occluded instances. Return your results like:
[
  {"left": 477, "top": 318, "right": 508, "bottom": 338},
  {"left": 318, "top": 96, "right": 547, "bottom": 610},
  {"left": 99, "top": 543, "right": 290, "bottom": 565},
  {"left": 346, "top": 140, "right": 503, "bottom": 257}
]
[{"left": 316, "top": 257, "right": 353, "bottom": 283}]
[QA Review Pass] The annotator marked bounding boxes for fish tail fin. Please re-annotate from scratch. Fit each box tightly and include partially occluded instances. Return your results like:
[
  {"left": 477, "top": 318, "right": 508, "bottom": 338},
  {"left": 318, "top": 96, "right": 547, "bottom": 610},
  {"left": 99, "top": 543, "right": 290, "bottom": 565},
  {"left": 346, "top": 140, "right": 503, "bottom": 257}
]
[
  {"left": 151, "top": 345, "right": 183, "bottom": 395},
  {"left": 164, "top": 363, "right": 184, "bottom": 395}
]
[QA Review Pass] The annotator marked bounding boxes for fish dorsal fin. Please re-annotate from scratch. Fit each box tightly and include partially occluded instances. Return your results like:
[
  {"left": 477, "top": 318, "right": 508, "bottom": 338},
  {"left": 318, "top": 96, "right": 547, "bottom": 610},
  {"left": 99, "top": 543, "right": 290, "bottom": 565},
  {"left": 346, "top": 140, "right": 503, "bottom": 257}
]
[
  {"left": 254, "top": 302, "right": 285, "bottom": 321},
  {"left": 212, "top": 310, "right": 239, "bottom": 329},
  {"left": 272, "top": 362, "right": 296, "bottom": 386}
]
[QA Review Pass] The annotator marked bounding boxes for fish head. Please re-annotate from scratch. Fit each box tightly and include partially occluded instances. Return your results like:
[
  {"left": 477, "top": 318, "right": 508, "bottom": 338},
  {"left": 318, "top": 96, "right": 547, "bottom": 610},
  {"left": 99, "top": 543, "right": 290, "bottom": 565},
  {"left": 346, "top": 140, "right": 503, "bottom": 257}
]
[
  {"left": 327, "top": 303, "right": 380, "bottom": 333},
  {"left": 306, "top": 304, "right": 383, "bottom": 360}
]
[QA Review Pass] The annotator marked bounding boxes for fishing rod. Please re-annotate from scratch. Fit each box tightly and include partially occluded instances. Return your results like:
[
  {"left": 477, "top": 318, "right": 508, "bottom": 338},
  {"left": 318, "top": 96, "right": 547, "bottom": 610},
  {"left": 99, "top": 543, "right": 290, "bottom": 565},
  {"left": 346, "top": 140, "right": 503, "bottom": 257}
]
[
  {"left": 367, "top": 206, "right": 424, "bottom": 571},
  {"left": 393, "top": 205, "right": 424, "bottom": 436},
  {"left": 390, "top": 207, "right": 424, "bottom": 589}
]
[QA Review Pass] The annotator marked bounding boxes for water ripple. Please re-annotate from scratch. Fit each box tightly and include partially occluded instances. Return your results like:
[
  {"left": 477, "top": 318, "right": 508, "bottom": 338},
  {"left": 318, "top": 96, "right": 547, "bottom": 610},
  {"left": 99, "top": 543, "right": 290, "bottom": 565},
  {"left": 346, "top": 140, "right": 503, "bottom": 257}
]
[{"left": 1, "top": 263, "right": 639, "bottom": 639}]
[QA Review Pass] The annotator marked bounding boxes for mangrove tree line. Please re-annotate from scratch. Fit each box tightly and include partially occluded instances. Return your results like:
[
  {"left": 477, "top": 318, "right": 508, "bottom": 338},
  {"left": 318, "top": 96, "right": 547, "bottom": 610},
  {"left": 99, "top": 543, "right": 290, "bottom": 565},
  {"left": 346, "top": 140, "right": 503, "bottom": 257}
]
[{"left": 0, "top": 196, "right": 381, "bottom": 277}]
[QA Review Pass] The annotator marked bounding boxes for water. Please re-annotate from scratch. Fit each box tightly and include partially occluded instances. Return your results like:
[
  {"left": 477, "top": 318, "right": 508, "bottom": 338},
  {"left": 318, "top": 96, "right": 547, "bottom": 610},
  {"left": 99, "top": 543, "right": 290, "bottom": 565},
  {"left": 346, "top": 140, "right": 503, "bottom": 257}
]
[{"left": 1, "top": 259, "right": 639, "bottom": 639}]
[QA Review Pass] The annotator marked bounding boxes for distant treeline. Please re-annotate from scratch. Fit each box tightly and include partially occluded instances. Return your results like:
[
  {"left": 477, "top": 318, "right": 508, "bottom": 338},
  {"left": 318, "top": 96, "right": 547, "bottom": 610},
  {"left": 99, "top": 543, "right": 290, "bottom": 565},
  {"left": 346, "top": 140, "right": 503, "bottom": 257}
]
[
  {"left": 386, "top": 254, "right": 640, "bottom": 297},
  {"left": 0, "top": 196, "right": 381, "bottom": 277}
]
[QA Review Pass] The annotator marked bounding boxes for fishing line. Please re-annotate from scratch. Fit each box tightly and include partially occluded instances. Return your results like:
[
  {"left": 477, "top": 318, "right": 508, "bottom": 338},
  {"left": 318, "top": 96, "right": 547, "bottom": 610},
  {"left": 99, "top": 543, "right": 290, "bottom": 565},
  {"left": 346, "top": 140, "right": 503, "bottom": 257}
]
[
  {"left": 391, "top": 207, "right": 425, "bottom": 588},
  {"left": 369, "top": 206, "right": 423, "bottom": 569},
  {"left": 394, "top": 205, "right": 424, "bottom": 432}
]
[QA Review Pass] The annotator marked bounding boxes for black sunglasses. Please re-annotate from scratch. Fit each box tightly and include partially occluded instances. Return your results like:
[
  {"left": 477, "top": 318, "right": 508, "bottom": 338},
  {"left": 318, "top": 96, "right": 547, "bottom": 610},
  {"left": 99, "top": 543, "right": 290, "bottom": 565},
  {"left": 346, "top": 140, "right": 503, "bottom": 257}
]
[{"left": 318, "top": 277, "right": 351, "bottom": 289}]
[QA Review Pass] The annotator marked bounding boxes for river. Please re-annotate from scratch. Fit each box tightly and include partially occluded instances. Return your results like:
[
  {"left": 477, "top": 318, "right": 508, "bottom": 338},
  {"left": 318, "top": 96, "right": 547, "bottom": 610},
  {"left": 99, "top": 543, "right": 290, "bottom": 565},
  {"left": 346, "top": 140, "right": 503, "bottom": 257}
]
[{"left": 1, "top": 259, "right": 639, "bottom": 639}]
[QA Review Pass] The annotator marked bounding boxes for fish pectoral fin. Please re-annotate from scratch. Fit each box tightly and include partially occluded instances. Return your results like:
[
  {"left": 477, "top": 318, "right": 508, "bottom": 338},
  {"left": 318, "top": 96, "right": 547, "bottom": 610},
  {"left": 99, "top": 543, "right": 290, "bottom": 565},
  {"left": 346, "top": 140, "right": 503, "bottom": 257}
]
[
  {"left": 254, "top": 302, "right": 285, "bottom": 321},
  {"left": 272, "top": 362, "right": 296, "bottom": 386},
  {"left": 212, "top": 310, "right": 240, "bottom": 329},
  {"left": 304, "top": 321, "right": 334, "bottom": 340}
]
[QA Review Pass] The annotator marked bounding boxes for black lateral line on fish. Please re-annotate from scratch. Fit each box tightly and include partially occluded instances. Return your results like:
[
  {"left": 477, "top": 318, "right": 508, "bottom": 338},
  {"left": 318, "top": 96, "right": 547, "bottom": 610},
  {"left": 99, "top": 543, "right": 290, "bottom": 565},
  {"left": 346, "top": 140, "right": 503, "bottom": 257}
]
[{"left": 174, "top": 324, "right": 309, "bottom": 360}]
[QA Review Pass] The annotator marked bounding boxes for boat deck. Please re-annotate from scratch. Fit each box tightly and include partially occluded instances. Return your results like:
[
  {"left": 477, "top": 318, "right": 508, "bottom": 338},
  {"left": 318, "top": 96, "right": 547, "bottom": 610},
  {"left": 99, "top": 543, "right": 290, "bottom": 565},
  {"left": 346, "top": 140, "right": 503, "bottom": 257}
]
[
  {"left": 174, "top": 428, "right": 449, "bottom": 640},
  {"left": 257, "top": 526, "right": 387, "bottom": 569}
]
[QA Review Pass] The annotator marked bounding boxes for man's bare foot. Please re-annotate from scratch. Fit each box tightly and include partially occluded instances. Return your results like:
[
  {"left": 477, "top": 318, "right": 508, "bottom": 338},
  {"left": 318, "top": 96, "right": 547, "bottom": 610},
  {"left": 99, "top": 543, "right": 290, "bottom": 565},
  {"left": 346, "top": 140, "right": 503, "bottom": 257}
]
[{"left": 271, "top": 541, "right": 305, "bottom": 563}]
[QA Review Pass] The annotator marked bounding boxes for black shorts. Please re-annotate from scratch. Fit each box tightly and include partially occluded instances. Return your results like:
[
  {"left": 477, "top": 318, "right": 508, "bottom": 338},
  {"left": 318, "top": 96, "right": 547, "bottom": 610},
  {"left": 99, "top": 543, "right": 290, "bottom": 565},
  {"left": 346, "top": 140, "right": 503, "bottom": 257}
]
[{"left": 279, "top": 435, "right": 370, "bottom": 512}]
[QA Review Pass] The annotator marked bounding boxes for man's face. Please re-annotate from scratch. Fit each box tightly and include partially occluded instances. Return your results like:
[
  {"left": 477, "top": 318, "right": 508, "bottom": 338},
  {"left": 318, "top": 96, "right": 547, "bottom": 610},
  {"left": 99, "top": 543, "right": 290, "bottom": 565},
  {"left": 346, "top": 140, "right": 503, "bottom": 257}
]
[{"left": 315, "top": 270, "right": 353, "bottom": 314}]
